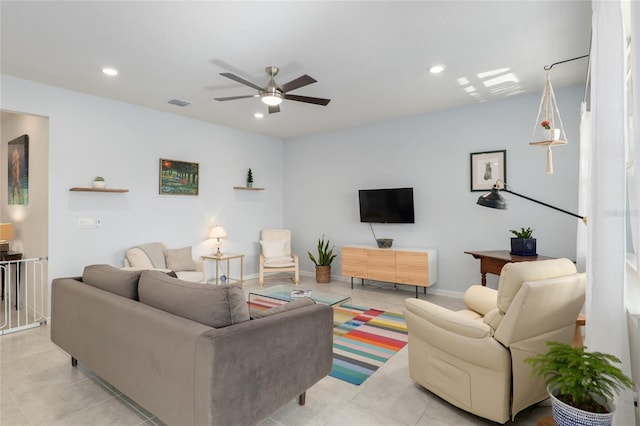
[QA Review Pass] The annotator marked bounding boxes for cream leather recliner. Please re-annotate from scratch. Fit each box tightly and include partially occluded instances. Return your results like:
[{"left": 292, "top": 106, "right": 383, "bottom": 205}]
[{"left": 404, "top": 258, "right": 585, "bottom": 424}]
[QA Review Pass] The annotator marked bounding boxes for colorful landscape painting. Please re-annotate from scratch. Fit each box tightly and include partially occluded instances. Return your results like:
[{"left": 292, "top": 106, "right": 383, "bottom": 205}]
[
  {"left": 8, "top": 134, "right": 29, "bottom": 205},
  {"left": 159, "top": 158, "right": 199, "bottom": 195}
]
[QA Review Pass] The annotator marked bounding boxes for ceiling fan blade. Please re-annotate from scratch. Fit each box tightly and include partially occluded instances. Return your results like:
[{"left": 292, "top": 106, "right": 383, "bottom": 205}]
[
  {"left": 268, "top": 105, "right": 280, "bottom": 114},
  {"left": 219, "top": 72, "right": 264, "bottom": 91},
  {"left": 214, "top": 95, "right": 258, "bottom": 101},
  {"left": 279, "top": 74, "right": 317, "bottom": 93},
  {"left": 284, "top": 94, "right": 331, "bottom": 106}
]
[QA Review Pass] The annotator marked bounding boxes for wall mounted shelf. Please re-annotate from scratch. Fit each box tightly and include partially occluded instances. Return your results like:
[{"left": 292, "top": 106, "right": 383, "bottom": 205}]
[
  {"left": 70, "top": 187, "right": 129, "bottom": 193},
  {"left": 233, "top": 186, "right": 264, "bottom": 191}
]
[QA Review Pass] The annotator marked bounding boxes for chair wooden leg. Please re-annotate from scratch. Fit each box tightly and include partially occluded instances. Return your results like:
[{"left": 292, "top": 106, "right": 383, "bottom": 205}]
[
  {"left": 298, "top": 391, "right": 306, "bottom": 405},
  {"left": 71, "top": 357, "right": 78, "bottom": 367}
]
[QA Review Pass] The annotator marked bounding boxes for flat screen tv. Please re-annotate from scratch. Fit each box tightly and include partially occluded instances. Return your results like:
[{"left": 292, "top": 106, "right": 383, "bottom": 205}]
[{"left": 359, "top": 187, "right": 415, "bottom": 223}]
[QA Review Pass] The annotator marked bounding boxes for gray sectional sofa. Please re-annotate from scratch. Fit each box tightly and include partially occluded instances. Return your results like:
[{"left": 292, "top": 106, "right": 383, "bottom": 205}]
[{"left": 51, "top": 265, "right": 334, "bottom": 426}]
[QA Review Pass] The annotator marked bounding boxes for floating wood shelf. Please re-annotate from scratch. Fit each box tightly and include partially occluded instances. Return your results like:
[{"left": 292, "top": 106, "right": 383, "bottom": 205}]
[
  {"left": 70, "top": 187, "right": 129, "bottom": 193},
  {"left": 233, "top": 186, "right": 264, "bottom": 191}
]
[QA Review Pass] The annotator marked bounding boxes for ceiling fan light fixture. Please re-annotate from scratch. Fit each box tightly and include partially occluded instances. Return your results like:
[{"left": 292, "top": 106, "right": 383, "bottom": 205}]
[{"left": 260, "top": 91, "right": 283, "bottom": 106}]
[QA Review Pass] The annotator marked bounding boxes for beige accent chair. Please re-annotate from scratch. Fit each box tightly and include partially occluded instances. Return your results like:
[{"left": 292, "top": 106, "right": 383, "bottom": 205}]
[
  {"left": 259, "top": 229, "right": 299, "bottom": 286},
  {"left": 404, "top": 258, "right": 585, "bottom": 424}
]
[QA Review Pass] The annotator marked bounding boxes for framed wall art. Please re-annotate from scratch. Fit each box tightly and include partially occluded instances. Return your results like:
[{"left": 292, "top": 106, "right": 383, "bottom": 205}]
[
  {"left": 159, "top": 158, "right": 199, "bottom": 195},
  {"left": 470, "top": 150, "right": 506, "bottom": 192},
  {"left": 8, "top": 134, "right": 29, "bottom": 205}
]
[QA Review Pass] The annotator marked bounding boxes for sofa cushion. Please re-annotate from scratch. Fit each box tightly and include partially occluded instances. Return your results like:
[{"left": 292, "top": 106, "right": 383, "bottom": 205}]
[
  {"left": 166, "top": 246, "right": 196, "bottom": 271},
  {"left": 82, "top": 264, "right": 142, "bottom": 300},
  {"left": 138, "top": 271, "right": 249, "bottom": 328}
]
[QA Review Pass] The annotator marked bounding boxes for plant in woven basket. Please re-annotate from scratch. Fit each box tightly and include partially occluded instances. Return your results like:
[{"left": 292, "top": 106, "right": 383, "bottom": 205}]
[
  {"left": 525, "top": 341, "right": 633, "bottom": 414},
  {"left": 308, "top": 235, "right": 337, "bottom": 266}
]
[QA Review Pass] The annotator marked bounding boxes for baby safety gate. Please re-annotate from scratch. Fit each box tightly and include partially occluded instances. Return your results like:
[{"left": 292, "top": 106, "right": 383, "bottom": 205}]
[{"left": 1, "top": 257, "right": 47, "bottom": 335}]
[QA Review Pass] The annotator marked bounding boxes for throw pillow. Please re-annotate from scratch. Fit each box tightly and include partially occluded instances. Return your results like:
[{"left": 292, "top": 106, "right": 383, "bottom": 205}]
[
  {"left": 138, "top": 271, "right": 249, "bottom": 328},
  {"left": 82, "top": 264, "right": 142, "bottom": 300},
  {"left": 260, "top": 239, "right": 287, "bottom": 259},
  {"left": 165, "top": 246, "right": 196, "bottom": 271},
  {"left": 125, "top": 247, "right": 154, "bottom": 269}
]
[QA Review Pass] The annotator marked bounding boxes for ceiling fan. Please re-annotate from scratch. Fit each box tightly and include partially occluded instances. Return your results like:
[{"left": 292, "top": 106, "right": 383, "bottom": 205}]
[{"left": 214, "top": 66, "right": 331, "bottom": 114}]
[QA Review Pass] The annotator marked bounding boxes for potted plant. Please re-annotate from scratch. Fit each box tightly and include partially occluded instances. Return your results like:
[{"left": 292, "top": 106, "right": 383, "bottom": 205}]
[
  {"left": 246, "top": 168, "right": 254, "bottom": 188},
  {"left": 509, "top": 227, "right": 536, "bottom": 256},
  {"left": 93, "top": 176, "right": 107, "bottom": 189},
  {"left": 525, "top": 341, "right": 633, "bottom": 426},
  {"left": 308, "top": 235, "right": 337, "bottom": 283}
]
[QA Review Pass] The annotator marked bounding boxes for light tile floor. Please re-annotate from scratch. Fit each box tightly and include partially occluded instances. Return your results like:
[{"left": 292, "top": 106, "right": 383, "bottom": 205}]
[{"left": 0, "top": 275, "right": 551, "bottom": 425}]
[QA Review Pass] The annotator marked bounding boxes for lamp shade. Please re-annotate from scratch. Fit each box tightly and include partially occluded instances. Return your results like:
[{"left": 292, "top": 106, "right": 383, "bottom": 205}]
[
  {"left": 0, "top": 223, "right": 14, "bottom": 240},
  {"left": 208, "top": 226, "right": 227, "bottom": 239},
  {"left": 476, "top": 189, "right": 507, "bottom": 210},
  {"left": 261, "top": 92, "right": 283, "bottom": 106}
]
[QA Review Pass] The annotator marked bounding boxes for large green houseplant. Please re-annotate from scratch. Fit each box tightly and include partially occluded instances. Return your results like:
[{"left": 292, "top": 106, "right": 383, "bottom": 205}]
[
  {"left": 525, "top": 341, "right": 633, "bottom": 425},
  {"left": 308, "top": 235, "right": 337, "bottom": 283}
]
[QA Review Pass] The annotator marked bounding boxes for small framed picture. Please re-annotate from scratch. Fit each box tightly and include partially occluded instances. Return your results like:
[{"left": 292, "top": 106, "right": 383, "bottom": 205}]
[
  {"left": 159, "top": 158, "right": 199, "bottom": 195},
  {"left": 470, "top": 150, "right": 506, "bottom": 192}
]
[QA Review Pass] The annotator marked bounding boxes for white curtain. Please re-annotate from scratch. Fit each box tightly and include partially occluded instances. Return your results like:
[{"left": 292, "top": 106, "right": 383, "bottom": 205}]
[
  {"left": 584, "top": 1, "right": 634, "bottom": 423},
  {"left": 576, "top": 102, "right": 589, "bottom": 273}
]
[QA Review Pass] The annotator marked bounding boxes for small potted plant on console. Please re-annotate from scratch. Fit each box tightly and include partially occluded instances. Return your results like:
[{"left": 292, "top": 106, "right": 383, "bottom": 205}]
[
  {"left": 509, "top": 227, "right": 536, "bottom": 256},
  {"left": 308, "top": 235, "right": 337, "bottom": 283}
]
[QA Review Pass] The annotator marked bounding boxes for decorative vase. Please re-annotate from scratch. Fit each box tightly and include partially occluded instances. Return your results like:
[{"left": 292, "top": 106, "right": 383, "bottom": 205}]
[
  {"left": 315, "top": 265, "right": 331, "bottom": 283},
  {"left": 93, "top": 181, "right": 107, "bottom": 189},
  {"left": 246, "top": 182, "right": 253, "bottom": 188},
  {"left": 510, "top": 237, "right": 537, "bottom": 256},
  {"left": 549, "top": 387, "right": 614, "bottom": 426}
]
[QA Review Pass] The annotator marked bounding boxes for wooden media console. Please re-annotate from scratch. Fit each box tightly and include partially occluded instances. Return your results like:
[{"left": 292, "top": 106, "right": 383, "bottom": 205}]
[{"left": 341, "top": 245, "right": 437, "bottom": 297}]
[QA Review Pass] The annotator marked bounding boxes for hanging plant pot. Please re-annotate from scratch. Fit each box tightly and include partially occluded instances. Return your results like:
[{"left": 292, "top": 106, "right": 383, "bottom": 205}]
[
  {"left": 315, "top": 265, "right": 331, "bottom": 283},
  {"left": 549, "top": 387, "right": 615, "bottom": 426}
]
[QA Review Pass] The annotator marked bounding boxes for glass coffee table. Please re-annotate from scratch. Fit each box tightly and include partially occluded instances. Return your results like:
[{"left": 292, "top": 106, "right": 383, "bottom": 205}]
[{"left": 249, "top": 284, "right": 351, "bottom": 307}]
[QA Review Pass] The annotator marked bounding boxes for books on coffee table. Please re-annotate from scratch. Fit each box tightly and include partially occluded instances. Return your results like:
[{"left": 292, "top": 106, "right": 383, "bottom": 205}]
[{"left": 290, "top": 289, "right": 312, "bottom": 298}]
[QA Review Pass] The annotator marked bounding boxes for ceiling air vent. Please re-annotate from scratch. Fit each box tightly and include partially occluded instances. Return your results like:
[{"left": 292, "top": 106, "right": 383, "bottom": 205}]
[{"left": 168, "top": 98, "right": 191, "bottom": 107}]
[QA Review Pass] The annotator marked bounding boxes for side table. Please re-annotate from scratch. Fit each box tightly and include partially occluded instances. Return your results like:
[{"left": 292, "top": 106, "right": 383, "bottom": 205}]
[
  {"left": 201, "top": 253, "right": 244, "bottom": 285},
  {"left": 464, "top": 250, "right": 556, "bottom": 286},
  {"left": 1, "top": 251, "right": 23, "bottom": 310}
]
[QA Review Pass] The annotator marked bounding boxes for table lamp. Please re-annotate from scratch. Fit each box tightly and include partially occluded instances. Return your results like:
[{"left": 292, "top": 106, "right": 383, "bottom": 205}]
[
  {"left": 0, "top": 223, "right": 14, "bottom": 253},
  {"left": 208, "top": 225, "right": 227, "bottom": 257}
]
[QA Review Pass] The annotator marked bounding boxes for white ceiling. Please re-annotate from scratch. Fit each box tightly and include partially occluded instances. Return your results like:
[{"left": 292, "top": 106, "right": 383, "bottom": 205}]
[{"left": 0, "top": 1, "right": 592, "bottom": 140}]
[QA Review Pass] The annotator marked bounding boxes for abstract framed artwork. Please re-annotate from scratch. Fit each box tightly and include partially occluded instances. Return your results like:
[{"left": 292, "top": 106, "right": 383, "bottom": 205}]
[
  {"left": 470, "top": 150, "right": 506, "bottom": 192},
  {"left": 8, "top": 134, "right": 29, "bottom": 205},
  {"left": 159, "top": 158, "right": 199, "bottom": 195}
]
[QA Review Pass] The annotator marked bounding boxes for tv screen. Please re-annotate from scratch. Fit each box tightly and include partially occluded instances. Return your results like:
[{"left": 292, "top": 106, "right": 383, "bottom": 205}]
[{"left": 359, "top": 188, "right": 415, "bottom": 223}]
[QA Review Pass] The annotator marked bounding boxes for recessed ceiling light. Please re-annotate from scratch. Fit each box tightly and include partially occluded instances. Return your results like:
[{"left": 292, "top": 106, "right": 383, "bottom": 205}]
[
  {"left": 102, "top": 67, "right": 118, "bottom": 76},
  {"left": 429, "top": 65, "right": 445, "bottom": 74},
  {"left": 254, "top": 112, "right": 264, "bottom": 119}
]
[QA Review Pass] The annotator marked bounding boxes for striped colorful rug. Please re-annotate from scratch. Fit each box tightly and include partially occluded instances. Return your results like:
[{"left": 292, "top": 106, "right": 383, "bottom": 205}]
[
  {"left": 331, "top": 304, "right": 408, "bottom": 385},
  {"left": 248, "top": 297, "right": 408, "bottom": 386}
]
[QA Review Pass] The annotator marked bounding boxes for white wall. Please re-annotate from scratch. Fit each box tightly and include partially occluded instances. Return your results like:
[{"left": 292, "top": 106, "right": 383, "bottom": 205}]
[
  {"left": 284, "top": 85, "right": 583, "bottom": 295},
  {"left": 1, "top": 75, "right": 284, "bottom": 286},
  {"left": 1, "top": 73, "right": 583, "bottom": 298}
]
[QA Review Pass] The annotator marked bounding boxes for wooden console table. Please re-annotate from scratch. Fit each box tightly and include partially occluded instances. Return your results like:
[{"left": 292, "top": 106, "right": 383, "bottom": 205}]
[
  {"left": 342, "top": 245, "right": 437, "bottom": 298},
  {"left": 464, "top": 250, "right": 555, "bottom": 286}
]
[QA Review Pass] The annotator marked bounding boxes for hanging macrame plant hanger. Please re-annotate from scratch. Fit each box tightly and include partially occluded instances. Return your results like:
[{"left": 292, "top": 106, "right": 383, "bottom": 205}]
[{"left": 530, "top": 69, "right": 567, "bottom": 174}]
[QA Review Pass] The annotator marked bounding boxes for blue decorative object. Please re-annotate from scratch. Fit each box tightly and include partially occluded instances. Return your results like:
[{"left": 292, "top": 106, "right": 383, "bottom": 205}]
[{"left": 220, "top": 275, "right": 227, "bottom": 284}]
